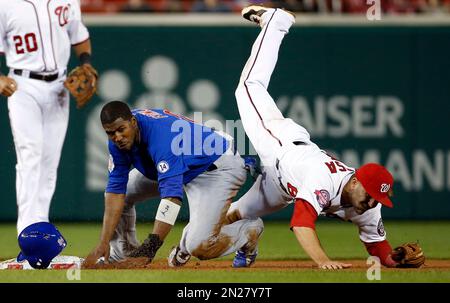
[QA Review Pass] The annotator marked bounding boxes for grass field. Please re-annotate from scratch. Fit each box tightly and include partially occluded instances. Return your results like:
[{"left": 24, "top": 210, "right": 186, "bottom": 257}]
[{"left": 1, "top": 220, "right": 450, "bottom": 283}]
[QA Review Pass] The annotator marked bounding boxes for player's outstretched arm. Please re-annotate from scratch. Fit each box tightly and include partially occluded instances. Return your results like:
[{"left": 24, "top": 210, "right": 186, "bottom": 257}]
[
  {"left": 83, "top": 193, "right": 125, "bottom": 267},
  {"left": 293, "top": 226, "right": 352, "bottom": 270}
]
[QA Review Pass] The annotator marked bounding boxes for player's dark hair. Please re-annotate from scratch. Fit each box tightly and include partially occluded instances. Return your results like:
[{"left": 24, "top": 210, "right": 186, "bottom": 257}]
[{"left": 100, "top": 101, "right": 133, "bottom": 124}]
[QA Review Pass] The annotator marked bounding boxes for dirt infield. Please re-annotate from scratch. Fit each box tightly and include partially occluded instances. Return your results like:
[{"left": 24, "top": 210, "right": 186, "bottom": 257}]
[{"left": 84, "top": 258, "right": 450, "bottom": 271}]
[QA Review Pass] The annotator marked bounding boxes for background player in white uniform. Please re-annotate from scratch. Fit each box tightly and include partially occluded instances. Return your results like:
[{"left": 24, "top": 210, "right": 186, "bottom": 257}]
[
  {"left": 0, "top": 0, "right": 94, "bottom": 236},
  {"left": 228, "top": 6, "right": 401, "bottom": 269}
]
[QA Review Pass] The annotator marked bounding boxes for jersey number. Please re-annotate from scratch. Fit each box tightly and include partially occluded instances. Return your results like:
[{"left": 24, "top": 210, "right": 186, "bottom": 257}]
[{"left": 13, "top": 33, "right": 38, "bottom": 54}]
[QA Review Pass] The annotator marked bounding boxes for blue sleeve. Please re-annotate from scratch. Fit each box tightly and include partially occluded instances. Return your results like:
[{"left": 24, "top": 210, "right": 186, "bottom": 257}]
[
  {"left": 149, "top": 130, "right": 188, "bottom": 182},
  {"left": 105, "top": 142, "right": 131, "bottom": 194},
  {"left": 158, "top": 174, "right": 184, "bottom": 200}
]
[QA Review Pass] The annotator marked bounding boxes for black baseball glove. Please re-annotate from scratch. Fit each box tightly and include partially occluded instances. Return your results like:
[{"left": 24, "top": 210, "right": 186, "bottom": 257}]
[{"left": 127, "top": 234, "right": 164, "bottom": 262}]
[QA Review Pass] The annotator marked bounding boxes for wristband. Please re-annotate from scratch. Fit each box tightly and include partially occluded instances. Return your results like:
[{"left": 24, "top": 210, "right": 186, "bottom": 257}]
[
  {"left": 155, "top": 199, "right": 181, "bottom": 225},
  {"left": 79, "top": 52, "right": 92, "bottom": 65}
]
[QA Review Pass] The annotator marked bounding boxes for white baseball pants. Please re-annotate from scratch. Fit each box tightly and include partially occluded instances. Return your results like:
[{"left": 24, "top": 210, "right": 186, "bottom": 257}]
[
  {"left": 229, "top": 9, "right": 307, "bottom": 218},
  {"left": 7, "top": 74, "right": 69, "bottom": 235}
]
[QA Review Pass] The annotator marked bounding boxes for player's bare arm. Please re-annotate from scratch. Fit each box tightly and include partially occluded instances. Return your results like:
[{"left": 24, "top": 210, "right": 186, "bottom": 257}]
[
  {"left": 72, "top": 38, "right": 95, "bottom": 70},
  {"left": 293, "top": 226, "right": 352, "bottom": 270},
  {"left": 83, "top": 193, "right": 125, "bottom": 266},
  {"left": 73, "top": 39, "right": 92, "bottom": 57}
]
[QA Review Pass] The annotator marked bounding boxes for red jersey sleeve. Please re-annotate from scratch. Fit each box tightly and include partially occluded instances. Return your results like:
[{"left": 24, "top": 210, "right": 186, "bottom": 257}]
[
  {"left": 364, "top": 240, "right": 397, "bottom": 268},
  {"left": 290, "top": 198, "right": 318, "bottom": 230}
]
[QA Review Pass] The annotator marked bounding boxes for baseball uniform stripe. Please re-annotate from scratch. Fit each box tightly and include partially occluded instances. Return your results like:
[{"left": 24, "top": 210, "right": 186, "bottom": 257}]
[
  {"left": 25, "top": 0, "right": 48, "bottom": 71},
  {"left": 47, "top": 0, "right": 58, "bottom": 70}
]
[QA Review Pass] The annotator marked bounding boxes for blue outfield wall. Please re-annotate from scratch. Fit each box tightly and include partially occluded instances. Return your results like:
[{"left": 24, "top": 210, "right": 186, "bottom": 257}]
[{"left": 1, "top": 25, "right": 450, "bottom": 221}]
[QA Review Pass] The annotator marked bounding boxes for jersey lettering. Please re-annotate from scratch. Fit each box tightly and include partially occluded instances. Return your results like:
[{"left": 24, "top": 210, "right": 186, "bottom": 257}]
[
  {"left": 335, "top": 161, "right": 348, "bottom": 172},
  {"left": 287, "top": 182, "right": 298, "bottom": 197},
  {"left": 55, "top": 5, "right": 70, "bottom": 27},
  {"left": 325, "top": 161, "right": 337, "bottom": 173},
  {"left": 325, "top": 160, "right": 351, "bottom": 174},
  {"left": 163, "top": 109, "right": 195, "bottom": 123},
  {"left": 138, "top": 109, "right": 167, "bottom": 119},
  {"left": 13, "top": 33, "right": 38, "bottom": 54}
]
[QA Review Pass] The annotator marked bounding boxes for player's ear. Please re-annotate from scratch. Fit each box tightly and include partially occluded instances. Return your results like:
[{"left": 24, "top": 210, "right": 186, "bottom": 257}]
[
  {"left": 130, "top": 116, "right": 137, "bottom": 128},
  {"left": 351, "top": 176, "right": 359, "bottom": 190}
]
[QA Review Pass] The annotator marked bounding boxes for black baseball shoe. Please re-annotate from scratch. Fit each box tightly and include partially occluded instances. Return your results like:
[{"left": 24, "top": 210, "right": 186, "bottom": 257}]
[
  {"left": 241, "top": 5, "right": 268, "bottom": 25},
  {"left": 241, "top": 5, "right": 296, "bottom": 26}
]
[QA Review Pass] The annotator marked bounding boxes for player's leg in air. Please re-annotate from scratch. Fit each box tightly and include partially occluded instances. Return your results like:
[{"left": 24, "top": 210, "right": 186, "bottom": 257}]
[{"left": 227, "top": 6, "right": 314, "bottom": 267}]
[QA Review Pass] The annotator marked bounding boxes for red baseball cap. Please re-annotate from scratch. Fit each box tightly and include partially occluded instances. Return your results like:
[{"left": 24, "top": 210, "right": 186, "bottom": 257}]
[{"left": 355, "top": 163, "right": 394, "bottom": 208}]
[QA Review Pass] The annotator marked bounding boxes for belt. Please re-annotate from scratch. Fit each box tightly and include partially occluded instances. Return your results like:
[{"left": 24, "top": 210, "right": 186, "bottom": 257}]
[
  {"left": 205, "top": 139, "right": 236, "bottom": 172},
  {"left": 207, "top": 164, "right": 217, "bottom": 172},
  {"left": 275, "top": 141, "right": 306, "bottom": 196},
  {"left": 14, "top": 69, "right": 59, "bottom": 82},
  {"left": 293, "top": 141, "right": 306, "bottom": 146}
]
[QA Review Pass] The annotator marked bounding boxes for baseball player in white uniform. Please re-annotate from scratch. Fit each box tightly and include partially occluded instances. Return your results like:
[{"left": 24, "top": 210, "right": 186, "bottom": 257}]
[
  {"left": 228, "top": 6, "right": 400, "bottom": 269},
  {"left": 0, "top": 0, "right": 93, "bottom": 236}
]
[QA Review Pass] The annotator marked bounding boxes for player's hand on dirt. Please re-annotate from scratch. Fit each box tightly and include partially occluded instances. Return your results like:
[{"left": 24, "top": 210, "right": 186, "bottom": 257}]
[
  {"left": 318, "top": 261, "right": 352, "bottom": 270},
  {"left": 0, "top": 76, "right": 18, "bottom": 97},
  {"left": 83, "top": 242, "right": 110, "bottom": 268}
]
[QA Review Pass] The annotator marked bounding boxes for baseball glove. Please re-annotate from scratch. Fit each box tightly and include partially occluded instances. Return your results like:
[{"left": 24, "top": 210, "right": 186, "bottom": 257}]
[
  {"left": 64, "top": 64, "right": 98, "bottom": 108},
  {"left": 391, "top": 242, "right": 425, "bottom": 268},
  {"left": 127, "top": 234, "right": 163, "bottom": 261}
]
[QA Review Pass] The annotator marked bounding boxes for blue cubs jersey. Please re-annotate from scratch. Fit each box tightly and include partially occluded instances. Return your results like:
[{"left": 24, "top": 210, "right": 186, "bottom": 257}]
[{"left": 106, "top": 109, "right": 229, "bottom": 199}]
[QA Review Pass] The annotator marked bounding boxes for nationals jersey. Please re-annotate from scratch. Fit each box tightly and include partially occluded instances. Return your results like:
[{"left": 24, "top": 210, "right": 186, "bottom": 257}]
[
  {"left": 106, "top": 109, "right": 229, "bottom": 200},
  {"left": 0, "top": 0, "right": 89, "bottom": 72},
  {"left": 277, "top": 142, "right": 386, "bottom": 243}
]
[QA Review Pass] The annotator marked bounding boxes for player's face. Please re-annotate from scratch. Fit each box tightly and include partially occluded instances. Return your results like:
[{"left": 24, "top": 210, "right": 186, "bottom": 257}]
[
  {"left": 350, "top": 181, "right": 379, "bottom": 215},
  {"left": 103, "top": 117, "right": 138, "bottom": 151}
]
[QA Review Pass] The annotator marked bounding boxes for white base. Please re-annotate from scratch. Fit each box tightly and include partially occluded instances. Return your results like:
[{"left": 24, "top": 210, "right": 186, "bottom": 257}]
[{"left": 0, "top": 255, "right": 84, "bottom": 270}]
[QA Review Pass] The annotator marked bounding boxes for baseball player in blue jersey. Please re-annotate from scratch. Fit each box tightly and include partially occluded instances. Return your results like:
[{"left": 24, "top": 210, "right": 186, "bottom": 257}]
[{"left": 83, "top": 101, "right": 263, "bottom": 267}]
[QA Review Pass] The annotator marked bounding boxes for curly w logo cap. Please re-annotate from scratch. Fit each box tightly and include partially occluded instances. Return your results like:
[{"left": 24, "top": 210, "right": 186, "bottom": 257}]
[{"left": 355, "top": 163, "right": 394, "bottom": 208}]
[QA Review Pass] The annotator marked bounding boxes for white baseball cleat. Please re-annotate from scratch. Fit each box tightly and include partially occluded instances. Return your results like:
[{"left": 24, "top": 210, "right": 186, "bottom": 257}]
[{"left": 167, "top": 245, "right": 191, "bottom": 267}]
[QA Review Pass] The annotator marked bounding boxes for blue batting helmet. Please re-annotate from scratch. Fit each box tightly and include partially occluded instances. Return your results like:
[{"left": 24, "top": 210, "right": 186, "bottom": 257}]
[{"left": 17, "top": 222, "right": 67, "bottom": 269}]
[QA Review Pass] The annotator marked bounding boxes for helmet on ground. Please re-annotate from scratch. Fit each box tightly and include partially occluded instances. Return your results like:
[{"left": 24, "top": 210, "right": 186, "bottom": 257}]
[{"left": 17, "top": 222, "right": 67, "bottom": 269}]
